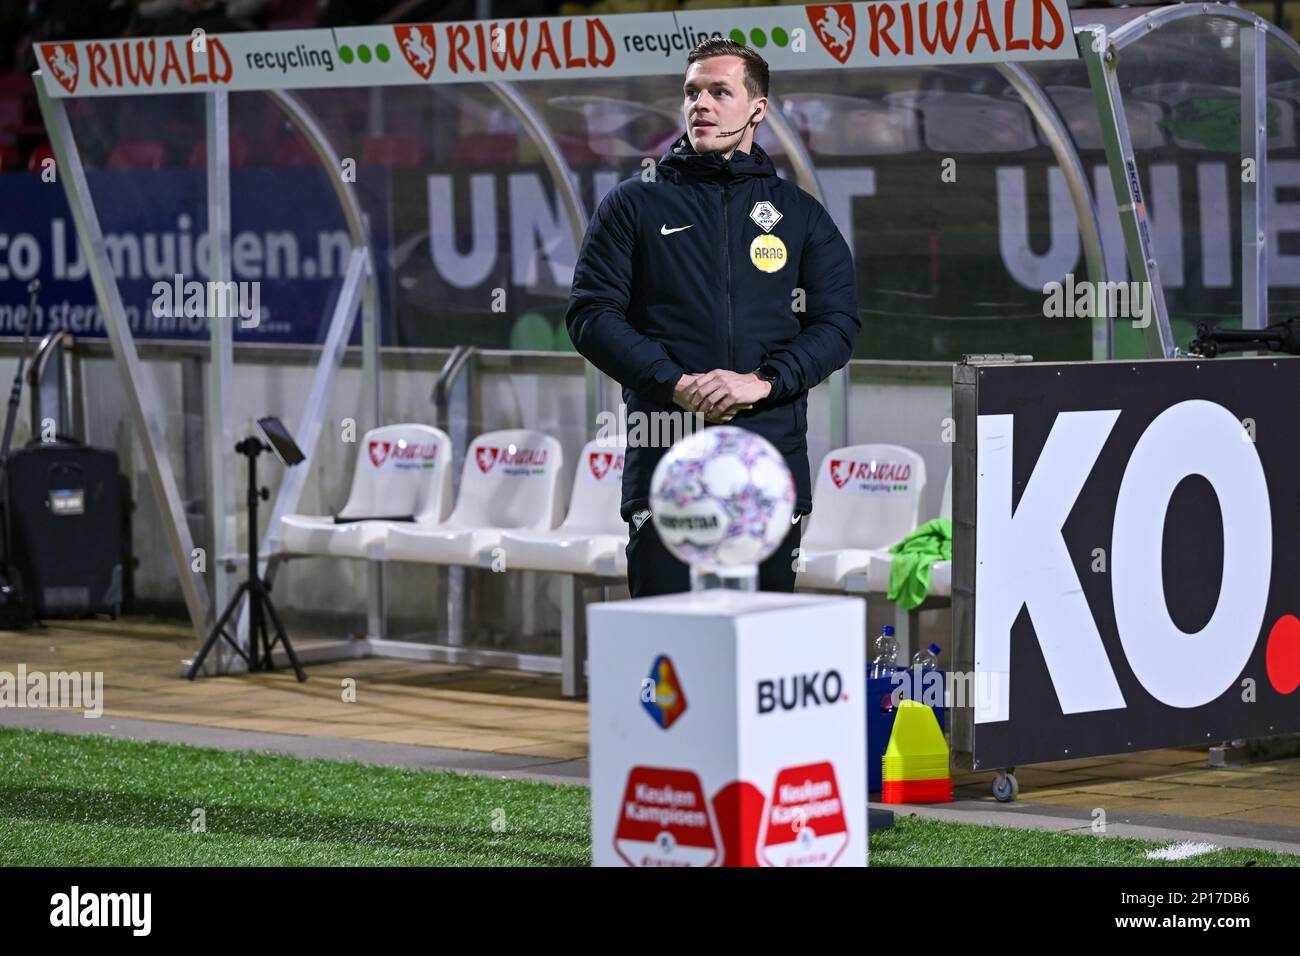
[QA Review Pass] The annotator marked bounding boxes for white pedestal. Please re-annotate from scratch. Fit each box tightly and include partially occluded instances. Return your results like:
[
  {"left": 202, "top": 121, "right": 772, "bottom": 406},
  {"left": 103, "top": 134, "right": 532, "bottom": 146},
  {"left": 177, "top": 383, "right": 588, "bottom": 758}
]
[{"left": 590, "top": 589, "right": 867, "bottom": 867}]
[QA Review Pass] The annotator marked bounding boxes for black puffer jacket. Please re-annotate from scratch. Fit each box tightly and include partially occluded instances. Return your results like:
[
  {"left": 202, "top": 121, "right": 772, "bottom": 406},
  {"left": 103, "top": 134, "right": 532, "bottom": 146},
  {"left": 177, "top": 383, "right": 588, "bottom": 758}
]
[{"left": 566, "top": 132, "right": 860, "bottom": 521}]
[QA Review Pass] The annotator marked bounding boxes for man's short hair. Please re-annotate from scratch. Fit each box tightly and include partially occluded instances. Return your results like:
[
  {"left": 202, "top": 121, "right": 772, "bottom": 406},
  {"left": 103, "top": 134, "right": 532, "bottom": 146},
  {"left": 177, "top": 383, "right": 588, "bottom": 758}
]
[{"left": 686, "top": 38, "right": 769, "bottom": 100}]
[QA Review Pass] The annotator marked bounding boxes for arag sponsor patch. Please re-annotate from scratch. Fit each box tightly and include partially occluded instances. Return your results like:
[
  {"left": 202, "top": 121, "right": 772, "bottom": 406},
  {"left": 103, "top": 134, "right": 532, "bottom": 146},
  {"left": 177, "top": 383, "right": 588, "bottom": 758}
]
[
  {"left": 758, "top": 761, "right": 849, "bottom": 867},
  {"left": 614, "top": 766, "right": 718, "bottom": 867},
  {"left": 749, "top": 233, "right": 787, "bottom": 273}
]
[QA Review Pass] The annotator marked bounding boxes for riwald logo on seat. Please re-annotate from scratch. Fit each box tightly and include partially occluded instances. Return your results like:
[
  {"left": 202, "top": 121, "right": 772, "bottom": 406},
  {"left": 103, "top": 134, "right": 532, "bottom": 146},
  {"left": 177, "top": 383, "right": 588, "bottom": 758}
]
[
  {"left": 642, "top": 654, "right": 687, "bottom": 729},
  {"left": 476, "top": 445, "right": 548, "bottom": 475},
  {"left": 369, "top": 439, "right": 437, "bottom": 470},
  {"left": 586, "top": 451, "right": 624, "bottom": 482},
  {"left": 828, "top": 459, "right": 911, "bottom": 493}
]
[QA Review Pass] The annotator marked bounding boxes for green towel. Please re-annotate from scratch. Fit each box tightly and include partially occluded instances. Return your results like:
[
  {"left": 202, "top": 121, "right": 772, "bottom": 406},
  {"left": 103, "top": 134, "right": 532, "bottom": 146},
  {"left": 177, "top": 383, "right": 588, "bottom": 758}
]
[{"left": 887, "top": 518, "right": 952, "bottom": 610}]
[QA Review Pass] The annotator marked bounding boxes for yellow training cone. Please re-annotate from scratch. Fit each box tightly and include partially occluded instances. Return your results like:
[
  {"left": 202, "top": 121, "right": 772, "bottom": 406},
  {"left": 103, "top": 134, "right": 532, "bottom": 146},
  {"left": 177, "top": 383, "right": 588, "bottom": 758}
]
[{"left": 881, "top": 699, "right": 952, "bottom": 803}]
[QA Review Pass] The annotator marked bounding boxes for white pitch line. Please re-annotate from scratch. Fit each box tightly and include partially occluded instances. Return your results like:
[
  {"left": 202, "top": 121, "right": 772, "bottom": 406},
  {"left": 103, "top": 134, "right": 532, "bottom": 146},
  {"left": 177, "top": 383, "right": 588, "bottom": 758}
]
[{"left": 1144, "top": 841, "right": 1218, "bottom": 861}]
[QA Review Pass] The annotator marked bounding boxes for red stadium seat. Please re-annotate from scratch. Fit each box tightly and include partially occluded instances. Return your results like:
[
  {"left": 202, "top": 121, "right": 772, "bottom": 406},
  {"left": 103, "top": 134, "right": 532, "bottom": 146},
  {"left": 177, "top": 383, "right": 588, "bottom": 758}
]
[
  {"left": 106, "top": 140, "right": 165, "bottom": 170},
  {"left": 26, "top": 142, "right": 53, "bottom": 172},
  {"left": 450, "top": 133, "right": 517, "bottom": 166},
  {"left": 361, "top": 135, "right": 423, "bottom": 166},
  {"left": 187, "top": 138, "right": 250, "bottom": 168},
  {"left": 0, "top": 95, "right": 23, "bottom": 141},
  {"left": 550, "top": 131, "right": 604, "bottom": 164},
  {"left": 273, "top": 136, "right": 319, "bottom": 166}
]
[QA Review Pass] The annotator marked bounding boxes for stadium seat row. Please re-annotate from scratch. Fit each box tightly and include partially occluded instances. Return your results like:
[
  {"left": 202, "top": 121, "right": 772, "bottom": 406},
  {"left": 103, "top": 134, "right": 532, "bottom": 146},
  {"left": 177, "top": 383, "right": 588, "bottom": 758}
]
[
  {"left": 279, "top": 424, "right": 629, "bottom": 577},
  {"left": 281, "top": 423, "right": 950, "bottom": 595}
]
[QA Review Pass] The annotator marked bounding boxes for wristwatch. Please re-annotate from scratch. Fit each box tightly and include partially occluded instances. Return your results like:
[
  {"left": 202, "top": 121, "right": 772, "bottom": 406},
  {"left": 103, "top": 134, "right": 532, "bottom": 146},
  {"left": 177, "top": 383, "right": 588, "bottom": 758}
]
[{"left": 754, "top": 364, "right": 780, "bottom": 395}]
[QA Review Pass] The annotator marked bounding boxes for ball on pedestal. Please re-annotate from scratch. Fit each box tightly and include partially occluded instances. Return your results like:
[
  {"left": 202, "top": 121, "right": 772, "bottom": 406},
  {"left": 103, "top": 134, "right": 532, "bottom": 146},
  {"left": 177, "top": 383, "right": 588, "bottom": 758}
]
[{"left": 649, "top": 426, "right": 796, "bottom": 569}]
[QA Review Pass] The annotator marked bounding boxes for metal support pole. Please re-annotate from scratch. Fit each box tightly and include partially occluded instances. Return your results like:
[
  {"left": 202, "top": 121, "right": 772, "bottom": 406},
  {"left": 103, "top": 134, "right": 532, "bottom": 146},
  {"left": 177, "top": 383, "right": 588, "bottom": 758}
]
[
  {"left": 1078, "top": 26, "right": 1177, "bottom": 358},
  {"left": 1242, "top": 22, "right": 1269, "bottom": 331},
  {"left": 362, "top": 217, "right": 384, "bottom": 637},
  {"left": 560, "top": 573, "right": 590, "bottom": 698},
  {"left": 205, "top": 90, "right": 239, "bottom": 672},
  {"left": 260, "top": 249, "right": 369, "bottom": 556}
]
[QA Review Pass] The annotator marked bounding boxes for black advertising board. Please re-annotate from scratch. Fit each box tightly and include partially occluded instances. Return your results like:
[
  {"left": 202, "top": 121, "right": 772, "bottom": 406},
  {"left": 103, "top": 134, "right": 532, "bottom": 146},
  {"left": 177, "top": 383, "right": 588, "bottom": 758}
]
[{"left": 952, "top": 356, "right": 1300, "bottom": 769}]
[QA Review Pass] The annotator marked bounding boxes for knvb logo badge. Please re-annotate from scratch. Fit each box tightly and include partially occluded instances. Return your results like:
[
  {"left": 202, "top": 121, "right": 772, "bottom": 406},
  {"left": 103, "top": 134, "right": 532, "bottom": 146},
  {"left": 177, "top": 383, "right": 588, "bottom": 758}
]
[
  {"left": 395, "top": 24, "right": 437, "bottom": 79},
  {"left": 642, "top": 654, "right": 687, "bottom": 729},
  {"left": 41, "top": 43, "right": 79, "bottom": 94},
  {"left": 807, "top": 4, "right": 856, "bottom": 64},
  {"left": 749, "top": 201, "right": 783, "bottom": 234}
]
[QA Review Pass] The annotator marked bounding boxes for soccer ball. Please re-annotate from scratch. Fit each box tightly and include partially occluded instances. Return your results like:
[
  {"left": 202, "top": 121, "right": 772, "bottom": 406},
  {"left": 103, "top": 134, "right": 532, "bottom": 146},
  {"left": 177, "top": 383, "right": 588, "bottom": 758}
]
[{"left": 649, "top": 426, "right": 796, "bottom": 568}]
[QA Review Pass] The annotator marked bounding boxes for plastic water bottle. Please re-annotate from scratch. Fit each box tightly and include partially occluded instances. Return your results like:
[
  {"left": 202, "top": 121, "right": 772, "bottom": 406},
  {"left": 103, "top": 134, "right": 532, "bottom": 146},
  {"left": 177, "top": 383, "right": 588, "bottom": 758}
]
[
  {"left": 870, "top": 625, "right": 899, "bottom": 679},
  {"left": 911, "top": 642, "right": 942, "bottom": 670}
]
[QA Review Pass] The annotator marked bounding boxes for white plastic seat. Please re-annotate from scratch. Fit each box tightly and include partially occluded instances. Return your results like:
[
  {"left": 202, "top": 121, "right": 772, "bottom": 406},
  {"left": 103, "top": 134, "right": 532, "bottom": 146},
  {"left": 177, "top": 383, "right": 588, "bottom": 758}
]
[
  {"left": 796, "top": 444, "right": 927, "bottom": 590},
  {"left": 385, "top": 429, "right": 565, "bottom": 565},
  {"left": 847, "top": 465, "right": 952, "bottom": 597},
  {"left": 279, "top": 424, "right": 452, "bottom": 559},
  {"left": 499, "top": 439, "right": 628, "bottom": 575}
]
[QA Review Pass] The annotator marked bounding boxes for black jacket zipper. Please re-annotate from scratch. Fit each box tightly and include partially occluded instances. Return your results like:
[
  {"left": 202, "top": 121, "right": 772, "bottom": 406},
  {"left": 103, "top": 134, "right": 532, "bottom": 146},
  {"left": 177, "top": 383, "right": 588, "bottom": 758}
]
[{"left": 721, "top": 182, "right": 733, "bottom": 370}]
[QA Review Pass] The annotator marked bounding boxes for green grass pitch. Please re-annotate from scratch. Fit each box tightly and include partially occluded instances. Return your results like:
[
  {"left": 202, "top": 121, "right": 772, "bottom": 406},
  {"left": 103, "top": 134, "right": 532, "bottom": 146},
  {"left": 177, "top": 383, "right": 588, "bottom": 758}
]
[{"left": 0, "top": 727, "right": 1293, "bottom": 867}]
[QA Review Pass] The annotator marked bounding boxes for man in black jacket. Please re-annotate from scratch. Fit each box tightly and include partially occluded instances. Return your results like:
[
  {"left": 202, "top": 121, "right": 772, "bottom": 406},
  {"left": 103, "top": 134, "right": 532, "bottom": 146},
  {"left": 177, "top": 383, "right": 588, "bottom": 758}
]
[{"left": 565, "top": 38, "right": 860, "bottom": 597}]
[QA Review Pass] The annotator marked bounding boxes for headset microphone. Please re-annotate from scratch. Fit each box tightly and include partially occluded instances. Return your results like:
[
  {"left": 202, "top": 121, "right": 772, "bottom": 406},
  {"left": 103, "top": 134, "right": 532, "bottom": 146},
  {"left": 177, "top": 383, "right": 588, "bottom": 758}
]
[{"left": 713, "top": 107, "right": 761, "bottom": 139}]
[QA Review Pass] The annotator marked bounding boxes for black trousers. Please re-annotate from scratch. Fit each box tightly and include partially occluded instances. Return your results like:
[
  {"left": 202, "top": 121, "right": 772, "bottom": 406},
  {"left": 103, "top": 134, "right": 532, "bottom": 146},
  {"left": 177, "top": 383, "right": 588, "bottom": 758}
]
[{"left": 626, "top": 511, "right": 803, "bottom": 598}]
